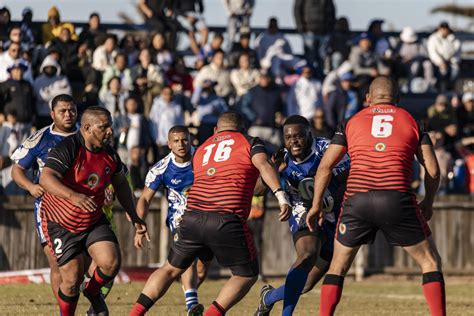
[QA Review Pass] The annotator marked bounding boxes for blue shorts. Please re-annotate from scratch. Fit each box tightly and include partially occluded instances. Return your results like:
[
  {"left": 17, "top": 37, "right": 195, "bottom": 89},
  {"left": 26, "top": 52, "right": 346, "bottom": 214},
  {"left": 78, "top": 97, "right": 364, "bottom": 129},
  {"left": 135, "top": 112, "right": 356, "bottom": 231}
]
[{"left": 34, "top": 199, "right": 47, "bottom": 246}]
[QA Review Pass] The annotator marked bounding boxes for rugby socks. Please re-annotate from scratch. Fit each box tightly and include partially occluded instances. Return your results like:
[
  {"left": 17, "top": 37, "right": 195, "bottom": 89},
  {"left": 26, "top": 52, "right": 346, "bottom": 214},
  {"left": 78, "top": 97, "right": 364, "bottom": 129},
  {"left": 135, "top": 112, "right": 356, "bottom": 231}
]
[
  {"left": 422, "top": 272, "right": 446, "bottom": 316},
  {"left": 85, "top": 268, "right": 114, "bottom": 297},
  {"left": 57, "top": 289, "right": 79, "bottom": 316},
  {"left": 320, "top": 274, "right": 344, "bottom": 316},
  {"left": 184, "top": 288, "right": 199, "bottom": 311},
  {"left": 204, "top": 301, "right": 226, "bottom": 316},
  {"left": 263, "top": 285, "right": 285, "bottom": 306},
  {"left": 282, "top": 267, "right": 309, "bottom": 315},
  {"left": 130, "top": 293, "right": 155, "bottom": 316}
]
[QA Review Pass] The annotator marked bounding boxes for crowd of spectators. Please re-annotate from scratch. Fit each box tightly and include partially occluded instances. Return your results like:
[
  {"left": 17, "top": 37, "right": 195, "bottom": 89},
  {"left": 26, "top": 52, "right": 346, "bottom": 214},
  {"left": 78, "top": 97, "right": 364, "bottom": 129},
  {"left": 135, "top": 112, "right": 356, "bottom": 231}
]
[{"left": 0, "top": 1, "right": 473, "bottom": 196}]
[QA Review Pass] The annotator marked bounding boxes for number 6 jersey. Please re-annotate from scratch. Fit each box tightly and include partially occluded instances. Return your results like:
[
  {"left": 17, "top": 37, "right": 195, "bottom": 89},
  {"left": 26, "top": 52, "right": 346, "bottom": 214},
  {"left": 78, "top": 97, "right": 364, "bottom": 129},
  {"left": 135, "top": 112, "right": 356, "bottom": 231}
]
[
  {"left": 186, "top": 131, "right": 266, "bottom": 219},
  {"left": 331, "top": 103, "right": 431, "bottom": 198}
]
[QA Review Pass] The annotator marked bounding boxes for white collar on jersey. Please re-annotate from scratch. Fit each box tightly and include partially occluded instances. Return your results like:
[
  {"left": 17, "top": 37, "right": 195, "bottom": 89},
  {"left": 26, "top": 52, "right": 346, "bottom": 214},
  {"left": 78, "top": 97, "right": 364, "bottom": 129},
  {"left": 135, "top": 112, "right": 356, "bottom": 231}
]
[{"left": 49, "top": 123, "right": 79, "bottom": 137}]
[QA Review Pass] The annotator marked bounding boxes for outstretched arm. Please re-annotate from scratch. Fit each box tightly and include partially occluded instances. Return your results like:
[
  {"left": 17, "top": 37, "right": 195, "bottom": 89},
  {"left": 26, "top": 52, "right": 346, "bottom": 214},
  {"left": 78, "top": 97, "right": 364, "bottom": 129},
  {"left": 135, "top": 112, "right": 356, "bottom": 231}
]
[{"left": 416, "top": 144, "right": 440, "bottom": 220}]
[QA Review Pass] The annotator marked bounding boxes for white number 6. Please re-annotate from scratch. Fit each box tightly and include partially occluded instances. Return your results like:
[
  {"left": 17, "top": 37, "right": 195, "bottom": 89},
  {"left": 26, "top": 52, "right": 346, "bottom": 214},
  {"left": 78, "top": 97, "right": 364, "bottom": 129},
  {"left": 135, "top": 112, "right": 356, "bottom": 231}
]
[
  {"left": 54, "top": 238, "right": 63, "bottom": 254},
  {"left": 371, "top": 115, "right": 393, "bottom": 138}
]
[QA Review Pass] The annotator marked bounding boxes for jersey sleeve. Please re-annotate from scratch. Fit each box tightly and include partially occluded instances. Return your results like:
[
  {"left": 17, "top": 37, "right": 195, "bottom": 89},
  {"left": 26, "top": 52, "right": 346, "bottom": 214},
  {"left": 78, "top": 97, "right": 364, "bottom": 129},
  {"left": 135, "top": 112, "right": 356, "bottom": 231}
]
[
  {"left": 110, "top": 149, "right": 124, "bottom": 176},
  {"left": 44, "top": 136, "right": 78, "bottom": 175},
  {"left": 144, "top": 160, "right": 166, "bottom": 191},
  {"left": 418, "top": 121, "right": 433, "bottom": 145},
  {"left": 246, "top": 135, "right": 267, "bottom": 158},
  {"left": 331, "top": 120, "right": 348, "bottom": 147},
  {"left": 10, "top": 129, "right": 45, "bottom": 169}
]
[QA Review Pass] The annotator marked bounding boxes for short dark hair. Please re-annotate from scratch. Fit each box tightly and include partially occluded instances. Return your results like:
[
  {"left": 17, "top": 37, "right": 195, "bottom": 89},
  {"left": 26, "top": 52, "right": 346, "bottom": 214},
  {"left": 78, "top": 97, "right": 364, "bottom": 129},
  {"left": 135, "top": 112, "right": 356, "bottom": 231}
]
[
  {"left": 213, "top": 48, "right": 225, "bottom": 57},
  {"left": 168, "top": 125, "right": 189, "bottom": 136},
  {"left": 51, "top": 94, "right": 75, "bottom": 109},
  {"left": 284, "top": 115, "right": 310, "bottom": 127},
  {"left": 217, "top": 111, "right": 244, "bottom": 127},
  {"left": 213, "top": 33, "right": 224, "bottom": 41},
  {"left": 105, "top": 33, "right": 118, "bottom": 43},
  {"left": 89, "top": 12, "right": 100, "bottom": 19}
]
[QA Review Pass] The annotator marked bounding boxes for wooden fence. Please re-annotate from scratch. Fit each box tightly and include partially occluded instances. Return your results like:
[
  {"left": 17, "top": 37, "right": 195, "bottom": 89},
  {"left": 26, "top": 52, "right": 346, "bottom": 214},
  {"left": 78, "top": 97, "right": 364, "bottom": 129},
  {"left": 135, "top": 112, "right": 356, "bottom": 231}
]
[{"left": 0, "top": 195, "right": 473, "bottom": 277}]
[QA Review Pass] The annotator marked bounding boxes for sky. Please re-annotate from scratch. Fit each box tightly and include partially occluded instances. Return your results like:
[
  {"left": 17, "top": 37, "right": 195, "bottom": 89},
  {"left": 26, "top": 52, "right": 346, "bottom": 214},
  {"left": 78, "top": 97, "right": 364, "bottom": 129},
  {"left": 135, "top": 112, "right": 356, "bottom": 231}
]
[{"left": 2, "top": 0, "right": 473, "bottom": 32}]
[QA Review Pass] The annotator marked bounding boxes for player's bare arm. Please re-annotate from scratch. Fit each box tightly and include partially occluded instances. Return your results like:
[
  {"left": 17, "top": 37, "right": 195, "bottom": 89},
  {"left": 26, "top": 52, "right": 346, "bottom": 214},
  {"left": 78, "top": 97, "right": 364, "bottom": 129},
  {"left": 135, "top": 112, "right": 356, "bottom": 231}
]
[
  {"left": 307, "top": 144, "right": 347, "bottom": 231},
  {"left": 40, "top": 166, "right": 97, "bottom": 212},
  {"left": 11, "top": 164, "right": 45, "bottom": 198},
  {"left": 416, "top": 144, "right": 441, "bottom": 220},
  {"left": 254, "top": 148, "right": 287, "bottom": 196},
  {"left": 251, "top": 152, "right": 291, "bottom": 221},
  {"left": 134, "top": 187, "right": 157, "bottom": 248}
]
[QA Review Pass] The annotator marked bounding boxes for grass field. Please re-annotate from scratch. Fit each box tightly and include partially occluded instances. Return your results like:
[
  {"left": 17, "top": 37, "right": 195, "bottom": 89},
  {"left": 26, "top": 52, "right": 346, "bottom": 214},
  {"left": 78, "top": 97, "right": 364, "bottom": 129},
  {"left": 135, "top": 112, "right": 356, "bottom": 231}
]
[{"left": 0, "top": 277, "right": 472, "bottom": 315}]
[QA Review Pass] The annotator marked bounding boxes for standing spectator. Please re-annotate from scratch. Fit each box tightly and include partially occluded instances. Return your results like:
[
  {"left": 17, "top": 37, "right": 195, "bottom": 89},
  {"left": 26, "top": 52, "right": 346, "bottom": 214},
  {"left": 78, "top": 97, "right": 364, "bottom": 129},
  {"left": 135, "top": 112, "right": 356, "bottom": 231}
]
[
  {"left": 0, "top": 7, "right": 12, "bottom": 45},
  {"left": 149, "top": 86, "right": 184, "bottom": 158},
  {"left": 49, "top": 28, "right": 80, "bottom": 80},
  {"left": 0, "top": 61, "right": 34, "bottom": 135},
  {"left": 394, "top": 26, "right": 435, "bottom": 93},
  {"left": 41, "top": 6, "right": 77, "bottom": 45},
  {"left": 173, "top": 0, "right": 209, "bottom": 54},
  {"left": 228, "top": 32, "right": 258, "bottom": 69},
  {"left": 20, "top": 8, "right": 38, "bottom": 49},
  {"left": 230, "top": 52, "right": 260, "bottom": 98},
  {"left": 286, "top": 65, "right": 323, "bottom": 120},
  {"left": 458, "top": 92, "right": 474, "bottom": 138},
  {"left": 325, "top": 17, "right": 352, "bottom": 72},
  {"left": 78, "top": 12, "right": 107, "bottom": 50},
  {"left": 427, "top": 22, "right": 461, "bottom": 92},
  {"left": 138, "top": 0, "right": 179, "bottom": 49},
  {"left": 224, "top": 0, "right": 254, "bottom": 53},
  {"left": 0, "top": 42, "right": 33, "bottom": 84},
  {"left": 367, "top": 19, "right": 392, "bottom": 63},
  {"left": 294, "top": 0, "right": 336, "bottom": 74},
  {"left": 99, "top": 76, "right": 129, "bottom": 119},
  {"left": 310, "top": 108, "right": 333, "bottom": 139},
  {"left": 150, "top": 32, "right": 174, "bottom": 72},
  {"left": 193, "top": 49, "right": 232, "bottom": 101},
  {"left": 101, "top": 53, "right": 133, "bottom": 93},
  {"left": 92, "top": 33, "right": 118, "bottom": 72},
  {"left": 33, "top": 55, "right": 72, "bottom": 128}
]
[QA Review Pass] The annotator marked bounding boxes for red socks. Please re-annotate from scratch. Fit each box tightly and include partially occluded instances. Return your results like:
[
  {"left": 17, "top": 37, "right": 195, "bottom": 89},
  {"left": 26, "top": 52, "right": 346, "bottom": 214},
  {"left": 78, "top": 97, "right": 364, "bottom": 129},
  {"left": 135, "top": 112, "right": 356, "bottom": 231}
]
[
  {"left": 129, "top": 293, "right": 155, "bottom": 316},
  {"left": 422, "top": 272, "right": 446, "bottom": 316},
  {"left": 130, "top": 303, "right": 147, "bottom": 316},
  {"left": 204, "top": 301, "right": 226, "bottom": 316},
  {"left": 319, "top": 274, "right": 344, "bottom": 316},
  {"left": 85, "top": 268, "right": 112, "bottom": 296},
  {"left": 58, "top": 289, "right": 79, "bottom": 316}
]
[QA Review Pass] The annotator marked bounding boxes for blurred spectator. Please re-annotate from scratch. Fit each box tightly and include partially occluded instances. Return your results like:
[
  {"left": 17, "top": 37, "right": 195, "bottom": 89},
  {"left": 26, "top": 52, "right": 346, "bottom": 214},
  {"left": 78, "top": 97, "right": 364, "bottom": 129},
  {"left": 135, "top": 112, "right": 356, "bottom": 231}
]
[
  {"left": 197, "top": 32, "right": 224, "bottom": 65},
  {"left": 323, "top": 71, "right": 359, "bottom": 130},
  {"left": 286, "top": 65, "right": 323, "bottom": 120},
  {"left": 426, "top": 94, "right": 458, "bottom": 154},
  {"left": 173, "top": 0, "right": 209, "bottom": 54},
  {"left": 230, "top": 52, "right": 260, "bottom": 97},
  {"left": 310, "top": 108, "right": 333, "bottom": 139},
  {"left": 394, "top": 26, "right": 435, "bottom": 93},
  {"left": 427, "top": 22, "right": 461, "bottom": 92},
  {"left": 0, "top": 42, "right": 33, "bottom": 84},
  {"left": 138, "top": 0, "right": 179, "bottom": 49},
  {"left": 0, "top": 62, "right": 34, "bottom": 133},
  {"left": 77, "top": 41, "right": 99, "bottom": 87},
  {"left": 321, "top": 60, "right": 352, "bottom": 101},
  {"left": 49, "top": 28, "right": 80, "bottom": 80},
  {"left": 0, "top": 7, "right": 12, "bottom": 45},
  {"left": 150, "top": 32, "right": 174, "bottom": 72},
  {"left": 294, "top": 0, "right": 336, "bottom": 75},
  {"left": 99, "top": 76, "right": 129, "bottom": 119},
  {"left": 428, "top": 131, "right": 453, "bottom": 194},
  {"left": 120, "top": 34, "right": 139, "bottom": 67},
  {"left": 458, "top": 92, "right": 474, "bottom": 138},
  {"left": 166, "top": 56, "right": 194, "bottom": 96},
  {"left": 41, "top": 6, "right": 78, "bottom": 45},
  {"left": 455, "top": 136, "right": 474, "bottom": 194},
  {"left": 101, "top": 53, "right": 133, "bottom": 93},
  {"left": 78, "top": 12, "right": 107, "bottom": 50},
  {"left": 192, "top": 80, "right": 228, "bottom": 143},
  {"left": 3, "top": 25, "right": 30, "bottom": 54},
  {"left": 193, "top": 49, "right": 232, "bottom": 101},
  {"left": 237, "top": 70, "right": 284, "bottom": 152},
  {"left": 367, "top": 19, "right": 392, "bottom": 64},
  {"left": 228, "top": 32, "right": 258, "bottom": 69},
  {"left": 325, "top": 17, "right": 352, "bottom": 72},
  {"left": 149, "top": 86, "right": 184, "bottom": 158},
  {"left": 92, "top": 33, "right": 118, "bottom": 72},
  {"left": 224, "top": 0, "right": 254, "bottom": 53},
  {"left": 20, "top": 8, "right": 38, "bottom": 48},
  {"left": 33, "top": 55, "right": 72, "bottom": 128}
]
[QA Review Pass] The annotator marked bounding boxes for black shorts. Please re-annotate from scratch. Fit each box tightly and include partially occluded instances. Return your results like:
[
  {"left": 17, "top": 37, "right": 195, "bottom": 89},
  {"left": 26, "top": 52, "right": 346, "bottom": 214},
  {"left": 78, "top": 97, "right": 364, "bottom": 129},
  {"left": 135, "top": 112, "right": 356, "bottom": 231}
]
[
  {"left": 43, "top": 216, "right": 118, "bottom": 267},
  {"left": 169, "top": 210, "right": 259, "bottom": 277},
  {"left": 336, "top": 190, "right": 431, "bottom": 247}
]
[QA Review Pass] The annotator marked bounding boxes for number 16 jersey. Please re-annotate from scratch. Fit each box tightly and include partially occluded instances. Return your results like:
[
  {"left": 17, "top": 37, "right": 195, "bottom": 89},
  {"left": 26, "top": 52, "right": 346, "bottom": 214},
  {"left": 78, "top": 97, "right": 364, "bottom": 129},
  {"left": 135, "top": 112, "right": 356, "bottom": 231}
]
[
  {"left": 331, "top": 103, "right": 431, "bottom": 198},
  {"left": 186, "top": 131, "right": 266, "bottom": 219}
]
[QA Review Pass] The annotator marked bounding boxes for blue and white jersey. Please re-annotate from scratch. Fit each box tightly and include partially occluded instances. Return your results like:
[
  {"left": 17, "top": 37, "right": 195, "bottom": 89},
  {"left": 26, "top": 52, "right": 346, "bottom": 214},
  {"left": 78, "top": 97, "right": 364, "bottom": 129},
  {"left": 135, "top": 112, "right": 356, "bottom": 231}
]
[
  {"left": 145, "top": 152, "right": 194, "bottom": 232},
  {"left": 280, "top": 137, "right": 350, "bottom": 234}
]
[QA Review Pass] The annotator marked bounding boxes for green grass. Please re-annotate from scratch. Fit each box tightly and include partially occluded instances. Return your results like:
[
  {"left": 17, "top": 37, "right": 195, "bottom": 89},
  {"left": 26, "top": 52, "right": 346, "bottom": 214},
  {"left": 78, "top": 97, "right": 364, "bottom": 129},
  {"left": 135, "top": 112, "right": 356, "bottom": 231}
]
[{"left": 0, "top": 277, "right": 472, "bottom": 315}]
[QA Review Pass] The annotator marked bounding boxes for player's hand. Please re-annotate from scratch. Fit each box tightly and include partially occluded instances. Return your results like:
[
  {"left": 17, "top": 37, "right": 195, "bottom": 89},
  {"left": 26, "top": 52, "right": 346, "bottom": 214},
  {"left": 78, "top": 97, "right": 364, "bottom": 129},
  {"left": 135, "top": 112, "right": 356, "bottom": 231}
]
[
  {"left": 278, "top": 203, "right": 291, "bottom": 221},
  {"left": 271, "top": 148, "right": 287, "bottom": 172},
  {"left": 28, "top": 184, "right": 45, "bottom": 198},
  {"left": 418, "top": 199, "right": 434, "bottom": 221},
  {"left": 70, "top": 193, "right": 97, "bottom": 212},
  {"left": 274, "top": 190, "right": 291, "bottom": 221},
  {"left": 306, "top": 205, "right": 324, "bottom": 232},
  {"left": 133, "top": 218, "right": 151, "bottom": 249}
]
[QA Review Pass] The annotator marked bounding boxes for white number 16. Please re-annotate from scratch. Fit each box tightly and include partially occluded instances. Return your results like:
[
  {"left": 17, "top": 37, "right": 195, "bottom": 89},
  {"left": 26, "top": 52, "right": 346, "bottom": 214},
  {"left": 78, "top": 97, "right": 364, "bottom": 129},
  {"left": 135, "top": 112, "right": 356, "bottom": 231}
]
[
  {"left": 202, "top": 139, "right": 235, "bottom": 165},
  {"left": 371, "top": 115, "right": 393, "bottom": 138}
]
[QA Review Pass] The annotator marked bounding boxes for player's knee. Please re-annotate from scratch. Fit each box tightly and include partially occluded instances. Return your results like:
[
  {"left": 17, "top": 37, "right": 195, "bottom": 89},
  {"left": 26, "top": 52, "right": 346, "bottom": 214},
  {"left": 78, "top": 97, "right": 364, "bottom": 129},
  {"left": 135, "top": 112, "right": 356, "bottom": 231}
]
[
  {"left": 163, "top": 263, "right": 184, "bottom": 279},
  {"left": 99, "top": 258, "right": 121, "bottom": 277},
  {"left": 61, "top": 273, "right": 84, "bottom": 293},
  {"left": 295, "top": 251, "right": 317, "bottom": 271}
]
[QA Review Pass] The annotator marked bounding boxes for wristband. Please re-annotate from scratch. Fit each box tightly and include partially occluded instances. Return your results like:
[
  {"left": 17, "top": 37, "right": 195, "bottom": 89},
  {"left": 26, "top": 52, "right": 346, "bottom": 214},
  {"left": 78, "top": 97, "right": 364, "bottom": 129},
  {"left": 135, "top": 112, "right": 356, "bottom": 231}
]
[{"left": 272, "top": 187, "right": 284, "bottom": 195}]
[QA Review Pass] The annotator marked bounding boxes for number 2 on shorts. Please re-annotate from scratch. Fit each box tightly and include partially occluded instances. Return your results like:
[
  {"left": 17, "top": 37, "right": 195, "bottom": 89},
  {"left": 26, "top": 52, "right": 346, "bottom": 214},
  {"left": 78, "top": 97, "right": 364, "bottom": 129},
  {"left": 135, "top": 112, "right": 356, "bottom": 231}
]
[{"left": 53, "top": 238, "right": 63, "bottom": 254}]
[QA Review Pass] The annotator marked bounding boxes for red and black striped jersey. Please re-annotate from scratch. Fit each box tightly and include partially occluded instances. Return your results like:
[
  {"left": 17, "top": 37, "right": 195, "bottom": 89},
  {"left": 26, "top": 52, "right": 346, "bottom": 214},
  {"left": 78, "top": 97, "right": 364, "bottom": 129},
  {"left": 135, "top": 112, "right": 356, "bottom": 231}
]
[
  {"left": 41, "top": 133, "right": 123, "bottom": 233},
  {"left": 186, "top": 131, "right": 266, "bottom": 219},
  {"left": 331, "top": 104, "right": 431, "bottom": 198}
]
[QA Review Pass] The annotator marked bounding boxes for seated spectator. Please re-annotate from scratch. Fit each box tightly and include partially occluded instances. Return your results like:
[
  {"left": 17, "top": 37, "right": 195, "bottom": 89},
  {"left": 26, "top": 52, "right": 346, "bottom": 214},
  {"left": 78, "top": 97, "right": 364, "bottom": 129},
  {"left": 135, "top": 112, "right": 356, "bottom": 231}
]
[
  {"left": 323, "top": 71, "right": 359, "bottom": 130},
  {"left": 101, "top": 53, "right": 133, "bottom": 93},
  {"left": 49, "top": 27, "right": 80, "bottom": 80},
  {"left": 166, "top": 56, "right": 194, "bottom": 96},
  {"left": 0, "top": 61, "right": 34, "bottom": 135},
  {"left": 230, "top": 52, "right": 259, "bottom": 98},
  {"left": 150, "top": 32, "right": 174, "bottom": 72},
  {"left": 138, "top": 0, "right": 179, "bottom": 49},
  {"left": 325, "top": 17, "right": 352, "bottom": 72},
  {"left": 92, "top": 33, "right": 118, "bottom": 72},
  {"left": 458, "top": 92, "right": 474, "bottom": 138},
  {"left": 120, "top": 34, "right": 139, "bottom": 67},
  {"left": 310, "top": 108, "right": 334, "bottom": 139},
  {"left": 224, "top": 0, "right": 253, "bottom": 53},
  {"left": 228, "top": 32, "right": 258, "bottom": 69},
  {"left": 78, "top": 12, "right": 107, "bottom": 50},
  {"left": 0, "top": 42, "right": 33, "bottom": 84},
  {"left": 3, "top": 25, "right": 31, "bottom": 55},
  {"left": 286, "top": 65, "right": 323, "bottom": 120},
  {"left": 197, "top": 32, "right": 224, "bottom": 66},
  {"left": 427, "top": 21, "right": 461, "bottom": 92},
  {"left": 99, "top": 76, "right": 129, "bottom": 119},
  {"left": 367, "top": 19, "right": 392, "bottom": 65},
  {"left": 174, "top": 0, "right": 209, "bottom": 54},
  {"left": 394, "top": 26, "right": 435, "bottom": 93},
  {"left": 149, "top": 86, "right": 184, "bottom": 159},
  {"left": 41, "top": 6, "right": 78, "bottom": 45},
  {"left": 193, "top": 49, "right": 231, "bottom": 101},
  {"left": 321, "top": 60, "right": 352, "bottom": 101},
  {"left": 426, "top": 94, "right": 459, "bottom": 154},
  {"left": 33, "top": 55, "right": 72, "bottom": 128}
]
